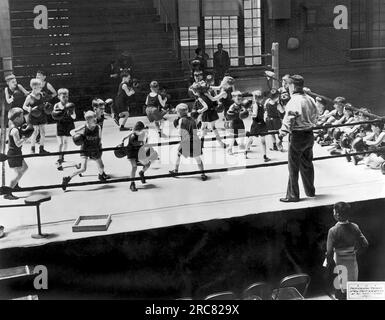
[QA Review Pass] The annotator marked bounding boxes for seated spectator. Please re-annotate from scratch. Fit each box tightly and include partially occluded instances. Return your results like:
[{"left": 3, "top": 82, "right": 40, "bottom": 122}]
[{"left": 355, "top": 121, "right": 385, "bottom": 169}]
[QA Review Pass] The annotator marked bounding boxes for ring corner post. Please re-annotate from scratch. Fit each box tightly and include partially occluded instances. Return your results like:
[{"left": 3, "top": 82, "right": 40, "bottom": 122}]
[{"left": 271, "top": 42, "right": 280, "bottom": 89}]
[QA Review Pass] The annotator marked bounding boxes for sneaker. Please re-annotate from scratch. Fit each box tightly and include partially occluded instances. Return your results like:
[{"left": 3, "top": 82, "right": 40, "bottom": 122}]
[
  {"left": 56, "top": 159, "right": 64, "bottom": 171},
  {"left": 264, "top": 156, "right": 271, "bottom": 163},
  {"left": 31, "top": 146, "right": 36, "bottom": 154},
  {"left": 201, "top": 174, "right": 208, "bottom": 181},
  {"left": 4, "top": 193, "right": 19, "bottom": 201},
  {"left": 98, "top": 174, "right": 107, "bottom": 182},
  {"left": 102, "top": 172, "right": 111, "bottom": 180},
  {"left": 169, "top": 170, "right": 178, "bottom": 177},
  {"left": 272, "top": 144, "right": 278, "bottom": 151},
  {"left": 139, "top": 171, "right": 146, "bottom": 184},
  {"left": 345, "top": 152, "right": 352, "bottom": 163},
  {"left": 120, "top": 126, "right": 130, "bottom": 131},
  {"left": 130, "top": 182, "right": 138, "bottom": 192},
  {"left": 62, "top": 176, "right": 71, "bottom": 191},
  {"left": 39, "top": 147, "right": 50, "bottom": 154},
  {"left": 352, "top": 156, "right": 360, "bottom": 166}
]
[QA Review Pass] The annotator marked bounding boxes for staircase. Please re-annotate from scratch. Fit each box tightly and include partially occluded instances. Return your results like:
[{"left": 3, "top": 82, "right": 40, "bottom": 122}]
[{"left": 10, "top": 0, "right": 189, "bottom": 113}]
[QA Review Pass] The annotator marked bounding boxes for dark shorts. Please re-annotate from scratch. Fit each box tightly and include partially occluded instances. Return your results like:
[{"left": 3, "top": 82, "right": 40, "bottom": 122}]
[
  {"left": 266, "top": 118, "right": 282, "bottom": 131},
  {"left": 7, "top": 150, "right": 23, "bottom": 168},
  {"left": 202, "top": 109, "right": 219, "bottom": 123},
  {"left": 29, "top": 113, "right": 47, "bottom": 126},
  {"left": 250, "top": 121, "right": 268, "bottom": 137},
  {"left": 80, "top": 149, "right": 103, "bottom": 160},
  {"left": 146, "top": 107, "right": 166, "bottom": 122},
  {"left": 57, "top": 121, "right": 75, "bottom": 137}
]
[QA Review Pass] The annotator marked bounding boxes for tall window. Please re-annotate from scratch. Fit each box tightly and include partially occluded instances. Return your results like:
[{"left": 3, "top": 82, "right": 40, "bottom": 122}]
[
  {"left": 180, "top": 27, "right": 199, "bottom": 63},
  {"left": 204, "top": 16, "right": 239, "bottom": 67},
  {"left": 351, "top": 0, "right": 385, "bottom": 60},
  {"left": 244, "top": 0, "right": 262, "bottom": 65},
  {"left": 178, "top": 0, "right": 263, "bottom": 68}
]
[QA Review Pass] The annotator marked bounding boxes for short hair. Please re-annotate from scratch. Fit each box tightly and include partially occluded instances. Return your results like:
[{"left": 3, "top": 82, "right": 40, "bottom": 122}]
[
  {"left": 5, "top": 74, "right": 16, "bottom": 83},
  {"left": 252, "top": 90, "right": 263, "bottom": 98},
  {"left": 84, "top": 110, "right": 96, "bottom": 120},
  {"left": 334, "top": 97, "right": 346, "bottom": 105},
  {"left": 289, "top": 75, "right": 305, "bottom": 88},
  {"left": 221, "top": 76, "right": 235, "bottom": 86},
  {"left": 195, "top": 48, "right": 202, "bottom": 55},
  {"left": 176, "top": 103, "right": 188, "bottom": 117},
  {"left": 134, "top": 121, "right": 145, "bottom": 131},
  {"left": 282, "top": 74, "right": 291, "bottom": 81},
  {"left": 232, "top": 91, "right": 242, "bottom": 97},
  {"left": 270, "top": 89, "right": 279, "bottom": 99},
  {"left": 30, "top": 78, "right": 42, "bottom": 87},
  {"left": 8, "top": 107, "right": 24, "bottom": 122},
  {"left": 58, "top": 88, "right": 69, "bottom": 96},
  {"left": 121, "top": 70, "right": 131, "bottom": 78},
  {"left": 92, "top": 98, "right": 105, "bottom": 108},
  {"left": 193, "top": 70, "right": 203, "bottom": 76},
  {"left": 334, "top": 202, "right": 351, "bottom": 221},
  {"left": 36, "top": 70, "right": 46, "bottom": 76},
  {"left": 150, "top": 81, "right": 159, "bottom": 89}
]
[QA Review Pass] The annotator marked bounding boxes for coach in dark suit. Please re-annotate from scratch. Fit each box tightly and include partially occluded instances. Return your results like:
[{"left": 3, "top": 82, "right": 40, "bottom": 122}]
[
  {"left": 279, "top": 75, "right": 318, "bottom": 203},
  {"left": 213, "top": 43, "right": 230, "bottom": 85}
]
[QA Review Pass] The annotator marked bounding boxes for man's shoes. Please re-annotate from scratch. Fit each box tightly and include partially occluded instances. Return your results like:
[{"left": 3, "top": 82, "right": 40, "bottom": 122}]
[{"left": 280, "top": 198, "right": 300, "bottom": 203}]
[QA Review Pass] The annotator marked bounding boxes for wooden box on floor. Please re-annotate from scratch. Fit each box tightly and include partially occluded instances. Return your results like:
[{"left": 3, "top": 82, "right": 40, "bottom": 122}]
[{"left": 72, "top": 215, "right": 112, "bottom": 233}]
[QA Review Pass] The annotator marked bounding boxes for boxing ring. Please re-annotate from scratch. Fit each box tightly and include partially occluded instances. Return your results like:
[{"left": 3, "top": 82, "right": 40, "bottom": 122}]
[{"left": 0, "top": 111, "right": 384, "bottom": 250}]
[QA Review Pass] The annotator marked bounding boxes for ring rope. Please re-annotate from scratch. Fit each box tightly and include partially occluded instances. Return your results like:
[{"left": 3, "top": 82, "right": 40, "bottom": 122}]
[
  {"left": 0, "top": 120, "right": 382, "bottom": 161},
  {"left": 3, "top": 147, "right": 383, "bottom": 194}
]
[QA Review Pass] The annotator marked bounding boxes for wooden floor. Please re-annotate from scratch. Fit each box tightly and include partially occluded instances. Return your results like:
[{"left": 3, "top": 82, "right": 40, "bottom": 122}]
[{"left": 0, "top": 115, "right": 384, "bottom": 250}]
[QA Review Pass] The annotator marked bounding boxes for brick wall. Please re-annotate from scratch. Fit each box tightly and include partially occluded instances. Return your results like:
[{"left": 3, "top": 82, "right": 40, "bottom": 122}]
[{"left": 264, "top": 0, "right": 351, "bottom": 72}]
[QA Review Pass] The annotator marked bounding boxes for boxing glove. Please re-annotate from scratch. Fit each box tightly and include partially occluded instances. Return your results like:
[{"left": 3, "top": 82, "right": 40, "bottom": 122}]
[
  {"left": 44, "top": 102, "right": 54, "bottom": 115},
  {"left": 19, "top": 124, "right": 34, "bottom": 139},
  {"left": 52, "top": 109, "right": 66, "bottom": 121},
  {"left": 73, "top": 133, "right": 85, "bottom": 146}
]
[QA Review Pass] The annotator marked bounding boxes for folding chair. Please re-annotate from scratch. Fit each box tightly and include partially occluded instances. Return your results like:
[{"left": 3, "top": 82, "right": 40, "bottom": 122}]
[
  {"left": 273, "top": 273, "right": 311, "bottom": 300},
  {"left": 242, "top": 282, "right": 272, "bottom": 300},
  {"left": 205, "top": 291, "right": 236, "bottom": 300}
]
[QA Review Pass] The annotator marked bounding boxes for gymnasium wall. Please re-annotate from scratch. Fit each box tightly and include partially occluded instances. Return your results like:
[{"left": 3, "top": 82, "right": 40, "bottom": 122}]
[{"left": 264, "top": 0, "right": 351, "bottom": 71}]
